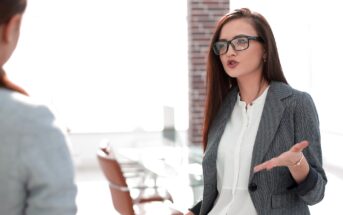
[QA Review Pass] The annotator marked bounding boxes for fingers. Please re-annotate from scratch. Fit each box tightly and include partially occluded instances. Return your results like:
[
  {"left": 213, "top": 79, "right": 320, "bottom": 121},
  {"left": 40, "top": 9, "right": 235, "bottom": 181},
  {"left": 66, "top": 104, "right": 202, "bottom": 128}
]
[
  {"left": 254, "top": 157, "right": 280, "bottom": 173},
  {"left": 253, "top": 161, "right": 269, "bottom": 173},
  {"left": 253, "top": 162, "right": 265, "bottom": 173},
  {"left": 290, "top": 140, "right": 309, "bottom": 152}
]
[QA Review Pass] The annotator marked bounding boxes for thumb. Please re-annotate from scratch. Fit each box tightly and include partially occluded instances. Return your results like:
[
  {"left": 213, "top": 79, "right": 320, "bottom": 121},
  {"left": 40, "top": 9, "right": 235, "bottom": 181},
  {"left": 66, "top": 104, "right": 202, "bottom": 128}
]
[{"left": 290, "top": 140, "right": 309, "bottom": 152}]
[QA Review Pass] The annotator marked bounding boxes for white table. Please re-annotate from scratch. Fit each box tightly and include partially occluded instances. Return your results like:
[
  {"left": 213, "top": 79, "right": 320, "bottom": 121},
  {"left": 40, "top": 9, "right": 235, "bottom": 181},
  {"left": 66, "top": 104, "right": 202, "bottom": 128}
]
[{"left": 115, "top": 145, "right": 204, "bottom": 210}]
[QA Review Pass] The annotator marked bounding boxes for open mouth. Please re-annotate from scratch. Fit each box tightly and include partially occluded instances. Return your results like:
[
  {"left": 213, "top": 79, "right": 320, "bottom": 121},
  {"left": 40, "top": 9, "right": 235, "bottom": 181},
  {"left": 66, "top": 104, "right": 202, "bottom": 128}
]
[{"left": 227, "top": 60, "right": 238, "bottom": 68}]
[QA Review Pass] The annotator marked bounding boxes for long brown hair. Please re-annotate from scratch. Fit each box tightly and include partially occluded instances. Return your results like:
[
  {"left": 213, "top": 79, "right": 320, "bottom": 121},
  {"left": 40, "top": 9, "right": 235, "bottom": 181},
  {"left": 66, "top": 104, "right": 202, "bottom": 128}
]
[
  {"left": 0, "top": 0, "right": 26, "bottom": 24},
  {"left": 202, "top": 8, "right": 288, "bottom": 150},
  {"left": 0, "top": 0, "right": 28, "bottom": 95}
]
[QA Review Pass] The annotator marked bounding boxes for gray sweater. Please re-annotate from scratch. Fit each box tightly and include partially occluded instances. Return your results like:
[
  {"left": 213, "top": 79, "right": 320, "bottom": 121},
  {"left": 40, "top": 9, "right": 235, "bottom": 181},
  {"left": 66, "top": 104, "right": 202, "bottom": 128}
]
[{"left": 0, "top": 88, "right": 77, "bottom": 215}]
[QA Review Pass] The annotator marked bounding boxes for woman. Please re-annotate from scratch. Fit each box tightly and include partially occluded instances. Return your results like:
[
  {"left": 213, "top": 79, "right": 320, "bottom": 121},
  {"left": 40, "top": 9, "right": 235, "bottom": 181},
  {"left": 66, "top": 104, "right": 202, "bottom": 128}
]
[
  {"left": 186, "top": 8, "right": 327, "bottom": 215},
  {"left": 0, "top": 0, "right": 77, "bottom": 214}
]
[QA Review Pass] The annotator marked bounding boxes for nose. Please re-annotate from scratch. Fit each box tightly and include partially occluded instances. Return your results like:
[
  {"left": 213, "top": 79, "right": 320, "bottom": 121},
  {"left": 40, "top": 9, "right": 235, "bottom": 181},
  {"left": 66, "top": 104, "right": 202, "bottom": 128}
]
[{"left": 226, "top": 43, "right": 237, "bottom": 56}]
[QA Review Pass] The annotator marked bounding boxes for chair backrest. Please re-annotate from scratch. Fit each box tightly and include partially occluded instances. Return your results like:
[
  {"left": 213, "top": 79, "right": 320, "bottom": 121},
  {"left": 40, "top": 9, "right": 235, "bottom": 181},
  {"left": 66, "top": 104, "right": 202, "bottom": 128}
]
[{"left": 97, "top": 148, "right": 135, "bottom": 215}]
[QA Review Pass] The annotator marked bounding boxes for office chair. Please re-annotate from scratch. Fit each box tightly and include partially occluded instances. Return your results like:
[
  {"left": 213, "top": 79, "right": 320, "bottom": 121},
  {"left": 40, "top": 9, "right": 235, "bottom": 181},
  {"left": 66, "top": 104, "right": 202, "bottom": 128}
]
[
  {"left": 98, "top": 139, "right": 147, "bottom": 178},
  {"left": 97, "top": 146, "right": 182, "bottom": 215}
]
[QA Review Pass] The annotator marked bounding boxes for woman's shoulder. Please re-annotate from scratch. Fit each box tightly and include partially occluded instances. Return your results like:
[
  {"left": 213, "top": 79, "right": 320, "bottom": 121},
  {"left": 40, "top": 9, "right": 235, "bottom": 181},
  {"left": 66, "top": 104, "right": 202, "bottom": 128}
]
[
  {"left": 270, "top": 81, "right": 313, "bottom": 100},
  {"left": 1, "top": 88, "right": 53, "bottom": 114},
  {"left": 269, "top": 82, "right": 317, "bottom": 113},
  {"left": 0, "top": 88, "right": 58, "bottom": 132},
  {"left": 0, "top": 88, "right": 70, "bottom": 150}
]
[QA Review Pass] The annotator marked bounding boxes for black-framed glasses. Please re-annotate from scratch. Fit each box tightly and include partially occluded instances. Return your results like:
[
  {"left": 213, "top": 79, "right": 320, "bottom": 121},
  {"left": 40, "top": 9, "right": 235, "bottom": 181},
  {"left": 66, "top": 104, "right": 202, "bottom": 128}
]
[{"left": 213, "top": 35, "right": 263, "bottom": 55}]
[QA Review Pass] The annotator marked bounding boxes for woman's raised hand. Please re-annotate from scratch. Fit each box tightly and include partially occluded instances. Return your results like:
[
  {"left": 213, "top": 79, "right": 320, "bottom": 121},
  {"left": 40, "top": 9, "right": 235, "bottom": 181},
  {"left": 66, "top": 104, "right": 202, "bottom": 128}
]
[{"left": 253, "top": 140, "right": 309, "bottom": 173}]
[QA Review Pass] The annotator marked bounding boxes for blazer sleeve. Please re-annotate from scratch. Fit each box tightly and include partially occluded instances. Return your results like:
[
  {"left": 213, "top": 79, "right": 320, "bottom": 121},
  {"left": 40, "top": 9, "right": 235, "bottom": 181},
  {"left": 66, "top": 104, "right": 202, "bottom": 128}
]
[{"left": 292, "top": 92, "right": 327, "bottom": 205}]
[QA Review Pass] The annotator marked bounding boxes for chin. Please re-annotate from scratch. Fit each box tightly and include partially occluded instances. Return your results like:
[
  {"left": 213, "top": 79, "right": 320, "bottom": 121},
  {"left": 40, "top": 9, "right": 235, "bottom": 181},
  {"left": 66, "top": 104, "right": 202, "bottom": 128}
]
[{"left": 225, "top": 70, "right": 239, "bottom": 78}]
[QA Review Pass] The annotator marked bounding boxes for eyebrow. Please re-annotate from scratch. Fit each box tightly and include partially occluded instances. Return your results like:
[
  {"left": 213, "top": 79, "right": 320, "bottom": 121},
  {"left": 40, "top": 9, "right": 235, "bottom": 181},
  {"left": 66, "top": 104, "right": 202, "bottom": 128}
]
[{"left": 218, "top": 34, "right": 251, "bottom": 41}]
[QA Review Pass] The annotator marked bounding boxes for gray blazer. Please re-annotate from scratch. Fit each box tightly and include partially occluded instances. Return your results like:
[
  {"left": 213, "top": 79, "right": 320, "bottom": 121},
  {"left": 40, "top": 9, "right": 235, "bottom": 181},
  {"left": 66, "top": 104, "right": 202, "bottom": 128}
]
[{"left": 191, "top": 82, "right": 327, "bottom": 215}]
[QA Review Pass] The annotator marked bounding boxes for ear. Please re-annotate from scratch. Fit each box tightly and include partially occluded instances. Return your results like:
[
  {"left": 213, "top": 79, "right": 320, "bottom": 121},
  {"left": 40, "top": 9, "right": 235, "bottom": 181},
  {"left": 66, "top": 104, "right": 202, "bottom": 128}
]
[
  {"left": 2, "top": 14, "right": 23, "bottom": 44},
  {"left": 0, "top": 15, "right": 23, "bottom": 66}
]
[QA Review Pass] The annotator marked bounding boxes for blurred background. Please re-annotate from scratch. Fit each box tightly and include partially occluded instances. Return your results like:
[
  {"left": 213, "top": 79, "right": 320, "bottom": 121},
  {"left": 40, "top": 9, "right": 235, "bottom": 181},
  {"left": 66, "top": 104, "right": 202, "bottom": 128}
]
[{"left": 5, "top": 0, "right": 343, "bottom": 214}]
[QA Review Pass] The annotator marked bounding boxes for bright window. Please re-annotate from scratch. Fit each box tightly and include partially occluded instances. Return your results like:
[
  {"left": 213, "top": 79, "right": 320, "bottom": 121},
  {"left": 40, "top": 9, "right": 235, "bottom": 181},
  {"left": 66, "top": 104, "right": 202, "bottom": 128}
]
[{"left": 6, "top": 0, "right": 188, "bottom": 133}]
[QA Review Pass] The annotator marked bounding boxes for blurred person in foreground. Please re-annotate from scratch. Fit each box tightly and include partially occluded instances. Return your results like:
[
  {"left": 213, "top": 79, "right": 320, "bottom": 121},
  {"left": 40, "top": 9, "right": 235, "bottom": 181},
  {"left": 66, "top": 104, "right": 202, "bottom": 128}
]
[
  {"left": 0, "top": 0, "right": 77, "bottom": 214},
  {"left": 186, "top": 8, "right": 327, "bottom": 215}
]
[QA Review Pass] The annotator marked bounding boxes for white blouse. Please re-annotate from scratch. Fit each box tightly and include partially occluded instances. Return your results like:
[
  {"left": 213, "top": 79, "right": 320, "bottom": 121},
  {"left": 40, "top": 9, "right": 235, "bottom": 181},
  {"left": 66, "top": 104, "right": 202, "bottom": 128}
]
[{"left": 209, "top": 87, "right": 269, "bottom": 215}]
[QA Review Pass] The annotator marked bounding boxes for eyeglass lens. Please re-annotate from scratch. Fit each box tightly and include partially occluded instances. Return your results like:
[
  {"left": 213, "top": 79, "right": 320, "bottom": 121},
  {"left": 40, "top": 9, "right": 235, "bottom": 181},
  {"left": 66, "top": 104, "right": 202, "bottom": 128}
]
[{"left": 214, "top": 37, "right": 249, "bottom": 55}]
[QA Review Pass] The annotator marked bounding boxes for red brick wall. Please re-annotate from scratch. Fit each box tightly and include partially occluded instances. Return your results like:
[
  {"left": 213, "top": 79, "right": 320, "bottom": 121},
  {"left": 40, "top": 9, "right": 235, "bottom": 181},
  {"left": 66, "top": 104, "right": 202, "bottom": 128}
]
[{"left": 188, "top": 0, "right": 230, "bottom": 145}]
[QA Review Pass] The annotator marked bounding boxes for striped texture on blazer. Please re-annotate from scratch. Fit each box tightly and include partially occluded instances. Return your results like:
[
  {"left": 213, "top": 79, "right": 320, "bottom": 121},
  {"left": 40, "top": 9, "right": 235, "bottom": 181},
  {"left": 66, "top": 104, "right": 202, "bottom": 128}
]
[{"left": 191, "top": 81, "right": 327, "bottom": 215}]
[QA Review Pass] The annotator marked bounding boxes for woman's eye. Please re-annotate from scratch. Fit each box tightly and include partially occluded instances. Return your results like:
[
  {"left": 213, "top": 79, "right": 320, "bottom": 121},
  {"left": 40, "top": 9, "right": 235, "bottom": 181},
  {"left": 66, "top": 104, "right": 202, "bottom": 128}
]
[{"left": 237, "top": 38, "right": 247, "bottom": 44}]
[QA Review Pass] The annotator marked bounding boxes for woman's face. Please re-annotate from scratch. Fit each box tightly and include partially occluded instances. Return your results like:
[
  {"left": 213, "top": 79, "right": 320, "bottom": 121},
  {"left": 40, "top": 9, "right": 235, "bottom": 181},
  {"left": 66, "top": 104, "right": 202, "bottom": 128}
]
[{"left": 218, "top": 18, "right": 265, "bottom": 80}]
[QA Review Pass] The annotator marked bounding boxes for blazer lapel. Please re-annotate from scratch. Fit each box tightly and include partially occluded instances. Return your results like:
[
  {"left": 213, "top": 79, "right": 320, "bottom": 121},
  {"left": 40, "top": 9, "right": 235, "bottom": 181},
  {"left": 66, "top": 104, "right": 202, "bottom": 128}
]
[
  {"left": 249, "top": 82, "right": 292, "bottom": 182},
  {"left": 207, "top": 87, "right": 238, "bottom": 153},
  {"left": 203, "top": 87, "right": 238, "bottom": 184},
  {"left": 200, "top": 87, "right": 238, "bottom": 215}
]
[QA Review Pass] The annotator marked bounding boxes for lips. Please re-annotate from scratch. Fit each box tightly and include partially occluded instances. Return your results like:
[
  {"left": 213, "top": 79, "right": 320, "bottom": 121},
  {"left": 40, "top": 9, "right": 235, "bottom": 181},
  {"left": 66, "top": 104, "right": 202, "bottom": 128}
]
[{"left": 227, "top": 60, "right": 239, "bottom": 69}]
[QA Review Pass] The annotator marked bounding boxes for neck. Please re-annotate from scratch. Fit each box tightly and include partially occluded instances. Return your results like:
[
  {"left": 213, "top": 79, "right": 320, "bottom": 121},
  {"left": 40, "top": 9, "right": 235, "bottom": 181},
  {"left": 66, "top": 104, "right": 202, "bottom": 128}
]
[
  {"left": 238, "top": 77, "right": 267, "bottom": 105},
  {"left": 0, "top": 67, "right": 6, "bottom": 87},
  {"left": 0, "top": 68, "right": 28, "bottom": 95},
  {"left": 0, "top": 67, "right": 5, "bottom": 78}
]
